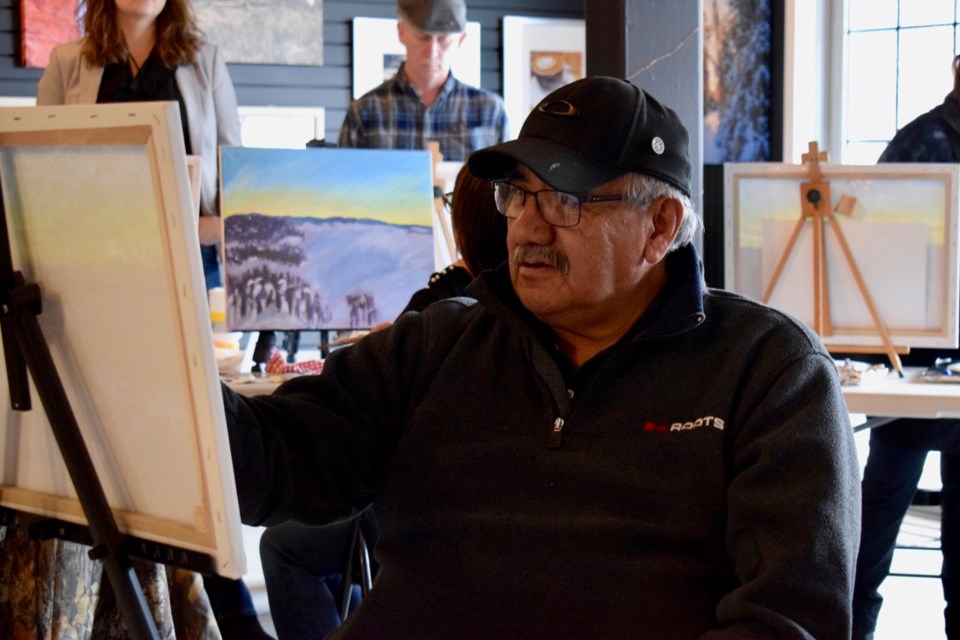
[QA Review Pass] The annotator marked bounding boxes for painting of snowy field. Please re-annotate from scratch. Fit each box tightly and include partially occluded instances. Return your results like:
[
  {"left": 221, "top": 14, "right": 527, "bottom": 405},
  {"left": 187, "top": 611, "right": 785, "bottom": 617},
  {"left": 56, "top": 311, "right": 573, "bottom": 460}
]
[{"left": 220, "top": 147, "right": 435, "bottom": 331}]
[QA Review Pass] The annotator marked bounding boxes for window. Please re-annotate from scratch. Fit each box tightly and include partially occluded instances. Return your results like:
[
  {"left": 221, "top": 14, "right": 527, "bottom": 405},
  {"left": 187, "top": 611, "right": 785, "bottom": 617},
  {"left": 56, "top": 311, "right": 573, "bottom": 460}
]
[{"left": 842, "top": 0, "right": 959, "bottom": 163}]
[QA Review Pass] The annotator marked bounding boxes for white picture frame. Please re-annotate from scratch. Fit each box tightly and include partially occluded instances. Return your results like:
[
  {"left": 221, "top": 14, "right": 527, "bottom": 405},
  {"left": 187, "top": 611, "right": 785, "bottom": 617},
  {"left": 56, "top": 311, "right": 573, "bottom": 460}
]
[
  {"left": 352, "top": 17, "right": 482, "bottom": 99},
  {"left": 0, "top": 102, "right": 245, "bottom": 577},
  {"left": 0, "top": 97, "right": 36, "bottom": 107},
  {"left": 502, "top": 16, "right": 586, "bottom": 139},
  {"left": 238, "top": 106, "right": 327, "bottom": 149}
]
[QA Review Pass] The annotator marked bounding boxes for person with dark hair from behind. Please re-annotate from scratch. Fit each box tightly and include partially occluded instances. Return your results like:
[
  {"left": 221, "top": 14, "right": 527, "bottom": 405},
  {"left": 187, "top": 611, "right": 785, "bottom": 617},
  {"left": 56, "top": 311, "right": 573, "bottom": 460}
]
[
  {"left": 852, "top": 54, "right": 960, "bottom": 640},
  {"left": 36, "top": 1, "right": 270, "bottom": 638},
  {"left": 403, "top": 163, "right": 509, "bottom": 311},
  {"left": 222, "top": 76, "right": 859, "bottom": 638},
  {"left": 257, "top": 164, "right": 507, "bottom": 639}
]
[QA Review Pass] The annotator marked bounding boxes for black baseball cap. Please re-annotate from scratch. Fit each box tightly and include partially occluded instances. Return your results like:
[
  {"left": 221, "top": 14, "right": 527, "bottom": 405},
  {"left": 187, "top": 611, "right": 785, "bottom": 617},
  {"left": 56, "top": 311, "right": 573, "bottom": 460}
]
[
  {"left": 469, "top": 76, "right": 692, "bottom": 197},
  {"left": 397, "top": 0, "right": 466, "bottom": 33}
]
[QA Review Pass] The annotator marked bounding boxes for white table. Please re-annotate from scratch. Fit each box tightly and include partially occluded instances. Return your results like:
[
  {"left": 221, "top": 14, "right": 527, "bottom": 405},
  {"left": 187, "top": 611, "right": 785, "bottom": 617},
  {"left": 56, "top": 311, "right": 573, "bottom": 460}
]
[
  {"left": 223, "top": 373, "right": 298, "bottom": 397},
  {"left": 843, "top": 367, "right": 960, "bottom": 420}
]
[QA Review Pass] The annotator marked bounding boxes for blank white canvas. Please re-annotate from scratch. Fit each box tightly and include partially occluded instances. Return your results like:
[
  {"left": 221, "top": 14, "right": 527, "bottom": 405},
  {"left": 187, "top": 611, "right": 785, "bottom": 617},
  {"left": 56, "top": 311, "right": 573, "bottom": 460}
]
[
  {"left": 763, "top": 219, "right": 929, "bottom": 338},
  {"left": 0, "top": 102, "right": 245, "bottom": 577}
]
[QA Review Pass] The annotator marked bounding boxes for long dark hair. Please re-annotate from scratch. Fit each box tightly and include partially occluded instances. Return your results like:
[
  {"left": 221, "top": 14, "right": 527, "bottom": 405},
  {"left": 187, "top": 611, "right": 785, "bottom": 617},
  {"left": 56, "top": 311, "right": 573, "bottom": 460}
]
[
  {"left": 80, "top": 0, "right": 202, "bottom": 67},
  {"left": 452, "top": 164, "right": 509, "bottom": 275}
]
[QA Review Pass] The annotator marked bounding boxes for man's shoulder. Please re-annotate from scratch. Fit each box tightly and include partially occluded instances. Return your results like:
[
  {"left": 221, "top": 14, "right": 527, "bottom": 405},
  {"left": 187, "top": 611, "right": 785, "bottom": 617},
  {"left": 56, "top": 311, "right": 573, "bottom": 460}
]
[
  {"left": 880, "top": 103, "right": 960, "bottom": 162},
  {"left": 703, "top": 288, "right": 827, "bottom": 350}
]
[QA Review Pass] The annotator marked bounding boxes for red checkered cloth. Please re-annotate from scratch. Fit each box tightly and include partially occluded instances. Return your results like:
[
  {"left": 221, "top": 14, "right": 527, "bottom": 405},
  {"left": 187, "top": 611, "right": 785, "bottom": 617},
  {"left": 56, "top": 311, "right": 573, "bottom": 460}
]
[{"left": 264, "top": 347, "right": 324, "bottom": 375}]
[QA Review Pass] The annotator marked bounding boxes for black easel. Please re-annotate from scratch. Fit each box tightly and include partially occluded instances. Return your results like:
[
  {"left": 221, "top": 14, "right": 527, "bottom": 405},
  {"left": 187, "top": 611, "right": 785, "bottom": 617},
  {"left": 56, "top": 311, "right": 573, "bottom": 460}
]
[{"left": 0, "top": 188, "right": 161, "bottom": 639}]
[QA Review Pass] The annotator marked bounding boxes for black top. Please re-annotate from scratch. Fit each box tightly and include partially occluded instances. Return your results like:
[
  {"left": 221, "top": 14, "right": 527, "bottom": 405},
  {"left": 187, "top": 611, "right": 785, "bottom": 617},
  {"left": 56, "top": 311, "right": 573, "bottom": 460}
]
[
  {"left": 400, "top": 265, "right": 474, "bottom": 315},
  {"left": 97, "top": 50, "right": 192, "bottom": 154}
]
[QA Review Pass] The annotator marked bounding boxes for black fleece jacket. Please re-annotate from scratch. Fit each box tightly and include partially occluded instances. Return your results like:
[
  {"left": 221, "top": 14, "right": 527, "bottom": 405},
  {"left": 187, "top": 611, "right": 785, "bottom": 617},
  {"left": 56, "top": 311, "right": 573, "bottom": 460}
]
[{"left": 222, "top": 244, "right": 860, "bottom": 639}]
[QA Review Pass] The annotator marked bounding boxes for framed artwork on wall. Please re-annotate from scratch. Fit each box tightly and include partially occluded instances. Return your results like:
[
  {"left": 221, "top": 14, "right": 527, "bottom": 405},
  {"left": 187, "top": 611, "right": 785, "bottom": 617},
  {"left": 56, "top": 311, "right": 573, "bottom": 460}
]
[
  {"left": 237, "top": 106, "right": 326, "bottom": 149},
  {"left": 703, "top": 0, "right": 776, "bottom": 164},
  {"left": 19, "top": 0, "right": 82, "bottom": 69},
  {"left": 193, "top": 0, "right": 323, "bottom": 65},
  {"left": 352, "top": 17, "right": 481, "bottom": 100},
  {"left": 501, "top": 16, "right": 585, "bottom": 140}
]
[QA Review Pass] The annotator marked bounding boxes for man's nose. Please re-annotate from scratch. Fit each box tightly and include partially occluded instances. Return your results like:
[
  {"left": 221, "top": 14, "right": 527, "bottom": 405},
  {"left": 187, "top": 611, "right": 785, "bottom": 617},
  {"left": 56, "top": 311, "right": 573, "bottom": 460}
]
[{"left": 511, "top": 193, "right": 552, "bottom": 237}]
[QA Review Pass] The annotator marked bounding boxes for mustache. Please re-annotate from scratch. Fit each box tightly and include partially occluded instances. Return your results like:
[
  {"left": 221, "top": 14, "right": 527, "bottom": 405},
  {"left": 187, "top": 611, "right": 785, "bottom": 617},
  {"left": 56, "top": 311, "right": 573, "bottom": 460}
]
[{"left": 512, "top": 244, "right": 570, "bottom": 275}]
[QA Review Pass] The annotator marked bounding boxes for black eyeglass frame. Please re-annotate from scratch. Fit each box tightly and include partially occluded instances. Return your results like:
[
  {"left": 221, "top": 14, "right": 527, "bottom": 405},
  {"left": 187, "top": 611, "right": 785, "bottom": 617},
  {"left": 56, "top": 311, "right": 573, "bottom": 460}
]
[
  {"left": 440, "top": 192, "right": 454, "bottom": 212},
  {"left": 491, "top": 180, "right": 626, "bottom": 228}
]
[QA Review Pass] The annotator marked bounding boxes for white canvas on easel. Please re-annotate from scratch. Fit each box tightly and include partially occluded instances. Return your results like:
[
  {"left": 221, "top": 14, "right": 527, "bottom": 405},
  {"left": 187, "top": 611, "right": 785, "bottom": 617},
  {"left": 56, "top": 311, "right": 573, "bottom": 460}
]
[
  {"left": 725, "top": 160, "right": 960, "bottom": 352},
  {"left": 762, "top": 218, "right": 930, "bottom": 330},
  {"left": 0, "top": 102, "right": 245, "bottom": 577}
]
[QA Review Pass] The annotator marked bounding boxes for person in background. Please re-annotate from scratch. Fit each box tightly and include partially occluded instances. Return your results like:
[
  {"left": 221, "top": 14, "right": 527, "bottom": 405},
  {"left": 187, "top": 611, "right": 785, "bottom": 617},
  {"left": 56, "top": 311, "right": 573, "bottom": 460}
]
[
  {"left": 401, "top": 163, "right": 508, "bottom": 311},
  {"left": 35, "top": 2, "right": 267, "bottom": 638},
  {"left": 337, "top": 0, "right": 507, "bottom": 161},
  {"left": 258, "top": 164, "right": 508, "bottom": 639},
  {"left": 852, "top": 54, "right": 960, "bottom": 640},
  {"left": 37, "top": 0, "right": 241, "bottom": 290},
  {"left": 222, "top": 76, "right": 860, "bottom": 638}
]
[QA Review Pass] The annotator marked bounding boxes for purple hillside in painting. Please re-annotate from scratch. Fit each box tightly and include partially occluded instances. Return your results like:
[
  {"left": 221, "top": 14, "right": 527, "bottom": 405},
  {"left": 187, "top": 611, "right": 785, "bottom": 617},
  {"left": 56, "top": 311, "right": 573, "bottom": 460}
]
[{"left": 220, "top": 147, "right": 436, "bottom": 332}]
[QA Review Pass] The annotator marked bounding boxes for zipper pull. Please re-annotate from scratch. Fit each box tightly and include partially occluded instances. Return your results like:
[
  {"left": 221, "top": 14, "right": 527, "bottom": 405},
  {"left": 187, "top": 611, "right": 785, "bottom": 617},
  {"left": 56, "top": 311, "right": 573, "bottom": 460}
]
[{"left": 547, "top": 417, "right": 564, "bottom": 449}]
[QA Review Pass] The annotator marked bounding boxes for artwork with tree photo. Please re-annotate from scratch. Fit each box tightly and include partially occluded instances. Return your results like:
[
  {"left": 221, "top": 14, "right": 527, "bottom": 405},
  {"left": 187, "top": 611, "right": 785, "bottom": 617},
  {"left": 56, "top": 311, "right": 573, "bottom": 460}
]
[{"left": 703, "top": 0, "right": 772, "bottom": 162}]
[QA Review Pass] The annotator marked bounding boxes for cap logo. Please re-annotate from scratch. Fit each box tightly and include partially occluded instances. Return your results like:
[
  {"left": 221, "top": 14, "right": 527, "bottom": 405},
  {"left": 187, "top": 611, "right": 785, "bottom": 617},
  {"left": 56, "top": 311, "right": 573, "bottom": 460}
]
[
  {"left": 538, "top": 100, "right": 578, "bottom": 117},
  {"left": 651, "top": 137, "right": 665, "bottom": 155}
]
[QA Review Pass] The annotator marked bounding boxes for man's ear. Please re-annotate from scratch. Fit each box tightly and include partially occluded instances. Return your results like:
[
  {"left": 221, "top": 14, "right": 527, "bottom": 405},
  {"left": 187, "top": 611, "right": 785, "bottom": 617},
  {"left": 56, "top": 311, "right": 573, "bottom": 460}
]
[{"left": 642, "top": 197, "right": 683, "bottom": 264}]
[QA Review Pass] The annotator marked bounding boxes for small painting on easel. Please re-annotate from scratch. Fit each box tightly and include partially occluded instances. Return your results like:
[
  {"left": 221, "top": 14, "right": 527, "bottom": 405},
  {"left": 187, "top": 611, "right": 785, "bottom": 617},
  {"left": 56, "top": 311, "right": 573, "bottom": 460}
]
[
  {"left": 219, "top": 147, "right": 435, "bottom": 332},
  {"left": 724, "top": 154, "right": 960, "bottom": 354}
]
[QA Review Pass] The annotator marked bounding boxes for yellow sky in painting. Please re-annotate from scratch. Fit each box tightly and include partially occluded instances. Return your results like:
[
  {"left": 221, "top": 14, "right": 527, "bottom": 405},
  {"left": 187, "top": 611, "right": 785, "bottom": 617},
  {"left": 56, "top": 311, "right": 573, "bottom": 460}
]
[
  {"left": 220, "top": 147, "right": 434, "bottom": 227},
  {"left": 736, "top": 175, "right": 950, "bottom": 248}
]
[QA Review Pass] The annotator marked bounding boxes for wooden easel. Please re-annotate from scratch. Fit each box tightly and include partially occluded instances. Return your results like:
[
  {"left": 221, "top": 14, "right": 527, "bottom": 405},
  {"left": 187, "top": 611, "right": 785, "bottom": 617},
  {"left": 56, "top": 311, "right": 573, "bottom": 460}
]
[
  {"left": 762, "top": 142, "right": 905, "bottom": 376},
  {"left": 428, "top": 141, "right": 458, "bottom": 261}
]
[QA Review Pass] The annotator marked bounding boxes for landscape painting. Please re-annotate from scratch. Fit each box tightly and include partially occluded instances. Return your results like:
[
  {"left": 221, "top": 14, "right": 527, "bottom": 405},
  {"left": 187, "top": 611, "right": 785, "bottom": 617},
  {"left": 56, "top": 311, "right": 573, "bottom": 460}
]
[{"left": 220, "top": 147, "right": 435, "bottom": 331}]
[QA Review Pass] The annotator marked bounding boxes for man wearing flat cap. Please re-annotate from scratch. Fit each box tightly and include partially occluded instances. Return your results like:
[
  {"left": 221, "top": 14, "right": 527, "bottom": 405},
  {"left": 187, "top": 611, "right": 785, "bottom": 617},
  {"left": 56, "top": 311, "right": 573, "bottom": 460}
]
[
  {"left": 338, "top": 0, "right": 507, "bottom": 161},
  {"left": 223, "top": 77, "right": 860, "bottom": 638}
]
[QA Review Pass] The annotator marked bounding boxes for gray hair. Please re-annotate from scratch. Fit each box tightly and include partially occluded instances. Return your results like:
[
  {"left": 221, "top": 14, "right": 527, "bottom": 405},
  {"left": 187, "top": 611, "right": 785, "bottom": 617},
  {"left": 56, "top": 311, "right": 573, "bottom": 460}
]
[{"left": 618, "top": 173, "right": 701, "bottom": 250}]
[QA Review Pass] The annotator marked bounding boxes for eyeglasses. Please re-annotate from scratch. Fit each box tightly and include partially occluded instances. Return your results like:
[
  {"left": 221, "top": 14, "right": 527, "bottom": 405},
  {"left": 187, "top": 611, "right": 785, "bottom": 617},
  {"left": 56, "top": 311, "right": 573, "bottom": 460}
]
[
  {"left": 492, "top": 181, "right": 625, "bottom": 228},
  {"left": 441, "top": 192, "right": 454, "bottom": 212}
]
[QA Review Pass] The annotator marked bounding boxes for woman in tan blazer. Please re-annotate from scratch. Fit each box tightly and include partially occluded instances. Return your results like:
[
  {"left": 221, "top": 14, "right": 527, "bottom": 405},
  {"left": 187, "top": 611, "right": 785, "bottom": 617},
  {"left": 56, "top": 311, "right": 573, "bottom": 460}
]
[{"left": 37, "top": 0, "right": 242, "bottom": 289}]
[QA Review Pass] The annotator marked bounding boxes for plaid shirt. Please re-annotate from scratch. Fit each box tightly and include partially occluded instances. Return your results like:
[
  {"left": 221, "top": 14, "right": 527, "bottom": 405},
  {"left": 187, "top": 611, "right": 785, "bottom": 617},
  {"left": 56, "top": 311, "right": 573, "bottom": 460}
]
[{"left": 338, "top": 64, "right": 508, "bottom": 161}]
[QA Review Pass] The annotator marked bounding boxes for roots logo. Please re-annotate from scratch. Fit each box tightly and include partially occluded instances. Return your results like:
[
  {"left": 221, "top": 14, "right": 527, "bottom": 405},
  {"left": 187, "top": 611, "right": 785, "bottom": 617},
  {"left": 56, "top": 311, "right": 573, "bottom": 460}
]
[{"left": 644, "top": 416, "right": 725, "bottom": 433}]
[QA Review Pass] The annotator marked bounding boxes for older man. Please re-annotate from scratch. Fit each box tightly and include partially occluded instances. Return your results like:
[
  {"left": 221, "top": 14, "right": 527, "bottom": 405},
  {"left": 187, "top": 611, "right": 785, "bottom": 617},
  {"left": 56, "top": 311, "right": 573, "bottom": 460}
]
[
  {"left": 337, "top": 0, "right": 507, "bottom": 160},
  {"left": 224, "top": 76, "right": 860, "bottom": 639}
]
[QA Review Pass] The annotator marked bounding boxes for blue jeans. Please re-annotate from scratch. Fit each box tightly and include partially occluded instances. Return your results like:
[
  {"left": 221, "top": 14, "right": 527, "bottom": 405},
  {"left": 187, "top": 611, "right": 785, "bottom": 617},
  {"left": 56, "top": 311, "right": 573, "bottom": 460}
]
[
  {"left": 201, "top": 243, "right": 222, "bottom": 290},
  {"left": 853, "top": 419, "right": 960, "bottom": 639},
  {"left": 260, "top": 511, "right": 378, "bottom": 640}
]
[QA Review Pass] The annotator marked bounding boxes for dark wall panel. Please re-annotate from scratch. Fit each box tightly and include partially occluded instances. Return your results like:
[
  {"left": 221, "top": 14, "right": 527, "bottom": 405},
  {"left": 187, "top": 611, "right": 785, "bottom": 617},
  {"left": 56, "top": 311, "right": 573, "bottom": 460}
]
[{"left": 0, "top": 0, "right": 583, "bottom": 142}]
